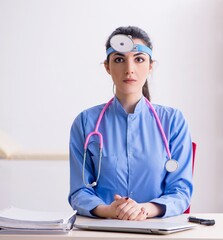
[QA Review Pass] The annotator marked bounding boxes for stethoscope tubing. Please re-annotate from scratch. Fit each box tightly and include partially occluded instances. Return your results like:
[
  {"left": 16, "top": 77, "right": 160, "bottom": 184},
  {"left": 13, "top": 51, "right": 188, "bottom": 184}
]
[
  {"left": 144, "top": 98, "right": 171, "bottom": 159},
  {"left": 84, "top": 98, "right": 114, "bottom": 150},
  {"left": 82, "top": 97, "right": 173, "bottom": 187}
]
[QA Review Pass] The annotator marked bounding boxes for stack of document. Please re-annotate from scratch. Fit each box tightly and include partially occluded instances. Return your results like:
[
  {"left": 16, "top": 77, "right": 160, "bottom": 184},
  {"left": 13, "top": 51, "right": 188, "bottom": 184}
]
[{"left": 0, "top": 207, "right": 77, "bottom": 233}]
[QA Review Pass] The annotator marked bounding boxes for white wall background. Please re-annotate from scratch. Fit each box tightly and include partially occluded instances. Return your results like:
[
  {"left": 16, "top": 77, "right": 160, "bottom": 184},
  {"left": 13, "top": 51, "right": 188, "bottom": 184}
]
[{"left": 0, "top": 0, "right": 223, "bottom": 213}]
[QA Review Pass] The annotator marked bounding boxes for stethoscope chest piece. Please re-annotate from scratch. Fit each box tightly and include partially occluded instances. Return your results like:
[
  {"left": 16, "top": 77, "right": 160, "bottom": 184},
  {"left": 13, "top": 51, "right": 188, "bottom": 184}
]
[{"left": 165, "top": 159, "right": 179, "bottom": 172}]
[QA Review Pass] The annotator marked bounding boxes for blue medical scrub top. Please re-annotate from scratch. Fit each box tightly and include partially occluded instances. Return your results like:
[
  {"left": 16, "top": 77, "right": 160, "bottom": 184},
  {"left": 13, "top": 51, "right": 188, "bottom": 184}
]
[{"left": 68, "top": 96, "right": 193, "bottom": 218}]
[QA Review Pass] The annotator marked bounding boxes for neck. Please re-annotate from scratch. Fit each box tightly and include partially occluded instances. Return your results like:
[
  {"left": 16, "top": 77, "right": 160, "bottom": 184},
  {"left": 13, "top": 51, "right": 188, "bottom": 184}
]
[{"left": 115, "top": 92, "right": 143, "bottom": 113}]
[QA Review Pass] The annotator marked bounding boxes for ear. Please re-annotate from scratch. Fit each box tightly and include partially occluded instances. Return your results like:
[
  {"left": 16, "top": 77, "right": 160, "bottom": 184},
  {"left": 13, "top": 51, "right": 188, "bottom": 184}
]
[
  {"left": 104, "top": 60, "right": 111, "bottom": 75},
  {"left": 147, "top": 61, "right": 153, "bottom": 76},
  {"left": 149, "top": 60, "right": 153, "bottom": 72}
]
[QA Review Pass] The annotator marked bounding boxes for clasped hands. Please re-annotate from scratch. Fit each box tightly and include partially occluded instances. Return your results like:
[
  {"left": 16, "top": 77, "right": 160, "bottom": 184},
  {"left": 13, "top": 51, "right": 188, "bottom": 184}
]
[
  {"left": 92, "top": 194, "right": 163, "bottom": 220},
  {"left": 109, "top": 194, "right": 149, "bottom": 221}
]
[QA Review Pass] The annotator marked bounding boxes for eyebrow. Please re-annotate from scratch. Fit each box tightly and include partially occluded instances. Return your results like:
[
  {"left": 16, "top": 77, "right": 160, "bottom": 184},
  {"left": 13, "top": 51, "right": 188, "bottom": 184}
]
[
  {"left": 113, "top": 53, "right": 125, "bottom": 57},
  {"left": 133, "top": 52, "right": 146, "bottom": 57},
  {"left": 112, "top": 52, "right": 146, "bottom": 57}
]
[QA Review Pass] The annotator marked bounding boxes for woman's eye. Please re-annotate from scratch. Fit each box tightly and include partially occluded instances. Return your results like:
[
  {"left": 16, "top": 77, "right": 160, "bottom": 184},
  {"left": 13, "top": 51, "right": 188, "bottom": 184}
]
[
  {"left": 135, "top": 57, "right": 145, "bottom": 63},
  {"left": 114, "top": 57, "right": 124, "bottom": 63}
]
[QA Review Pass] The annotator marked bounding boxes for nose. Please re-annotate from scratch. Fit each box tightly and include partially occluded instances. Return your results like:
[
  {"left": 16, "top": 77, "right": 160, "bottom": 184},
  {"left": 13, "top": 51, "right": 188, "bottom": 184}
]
[{"left": 125, "top": 59, "right": 134, "bottom": 75}]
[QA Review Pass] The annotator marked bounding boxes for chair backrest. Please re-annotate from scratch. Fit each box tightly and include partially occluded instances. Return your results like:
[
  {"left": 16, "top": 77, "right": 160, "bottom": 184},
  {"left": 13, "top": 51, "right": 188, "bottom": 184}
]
[{"left": 184, "top": 142, "right": 197, "bottom": 214}]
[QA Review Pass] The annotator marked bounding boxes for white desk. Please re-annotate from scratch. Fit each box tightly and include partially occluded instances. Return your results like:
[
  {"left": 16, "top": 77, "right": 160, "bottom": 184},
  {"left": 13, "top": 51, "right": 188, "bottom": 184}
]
[{"left": 0, "top": 213, "right": 222, "bottom": 240}]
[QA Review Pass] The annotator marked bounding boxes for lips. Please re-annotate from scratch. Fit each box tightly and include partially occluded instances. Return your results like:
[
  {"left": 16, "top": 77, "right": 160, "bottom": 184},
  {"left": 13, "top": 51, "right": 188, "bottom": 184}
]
[{"left": 123, "top": 78, "right": 137, "bottom": 83}]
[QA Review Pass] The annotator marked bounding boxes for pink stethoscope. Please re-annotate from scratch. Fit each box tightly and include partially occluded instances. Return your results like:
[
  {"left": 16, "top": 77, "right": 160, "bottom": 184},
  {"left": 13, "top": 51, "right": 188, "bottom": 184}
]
[{"left": 82, "top": 97, "right": 179, "bottom": 188}]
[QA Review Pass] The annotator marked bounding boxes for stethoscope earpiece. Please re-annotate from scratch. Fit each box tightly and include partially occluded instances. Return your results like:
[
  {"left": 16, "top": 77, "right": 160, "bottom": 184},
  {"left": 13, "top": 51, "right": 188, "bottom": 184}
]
[
  {"left": 86, "top": 182, "right": 97, "bottom": 188},
  {"left": 91, "top": 182, "right": 97, "bottom": 187}
]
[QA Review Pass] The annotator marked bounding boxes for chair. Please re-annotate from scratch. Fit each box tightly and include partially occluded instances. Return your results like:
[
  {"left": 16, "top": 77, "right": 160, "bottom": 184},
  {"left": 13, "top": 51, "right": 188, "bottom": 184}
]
[{"left": 184, "top": 142, "right": 197, "bottom": 213}]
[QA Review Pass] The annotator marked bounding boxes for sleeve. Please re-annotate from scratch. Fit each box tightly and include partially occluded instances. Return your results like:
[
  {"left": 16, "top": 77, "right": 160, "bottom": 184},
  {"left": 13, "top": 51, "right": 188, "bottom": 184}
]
[
  {"left": 68, "top": 112, "right": 106, "bottom": 217},
  {"left": 150, "top": 109, "right": 193, "bottom": 217}
]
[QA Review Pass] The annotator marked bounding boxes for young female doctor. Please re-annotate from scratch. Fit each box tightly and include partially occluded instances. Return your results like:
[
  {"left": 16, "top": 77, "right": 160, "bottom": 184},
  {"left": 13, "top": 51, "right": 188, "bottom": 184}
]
[{"left": 68, "top": 26, "right": 193, "bottom": 221}]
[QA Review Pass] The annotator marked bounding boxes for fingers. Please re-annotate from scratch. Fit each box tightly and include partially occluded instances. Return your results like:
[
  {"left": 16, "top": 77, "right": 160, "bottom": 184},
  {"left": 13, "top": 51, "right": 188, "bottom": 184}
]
[
  {"left": 113, "top": 195, "right": 149, "bottom": 221},
  {"left": 116, "top": 200, "right": 149, "bottom": 221},
  {"left": 117, "top": 199, "right": 136, "bottom": 220},
  {"left": 114, "top": 194, "right": 122, "bottom": 200},
  {"left": 116, "top": 198, "right": 144, "bottom": 220},
  {"left": 113, "top": 195, "right": 131, "bottom": 218},
  {"left": 115, "top": 198, "right": 129, "bottom": 218},
  {"left": 122, "top": 208, "right": 141, "bottom": 220},
  {"left": 134, "top": 207, "right": 149, "bottom": 221},
  {"left": 123, "top": 207, "right": 149, "bottom": 221},
  {"left": 113, "top": 195, "right": 129, "bottom": 207},
  {"left": 109, "top": 195, "right": 128, "bottom": 219}
]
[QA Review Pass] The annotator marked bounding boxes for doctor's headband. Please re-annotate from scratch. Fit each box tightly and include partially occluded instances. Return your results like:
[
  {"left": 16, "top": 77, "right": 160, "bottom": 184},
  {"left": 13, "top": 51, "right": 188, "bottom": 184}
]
[{"left": 106, "top": 34, "right": 152, "bottom": 58}]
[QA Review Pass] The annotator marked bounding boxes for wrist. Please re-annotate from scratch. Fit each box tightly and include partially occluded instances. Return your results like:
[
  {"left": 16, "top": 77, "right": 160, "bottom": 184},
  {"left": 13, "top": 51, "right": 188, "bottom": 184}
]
[
  {"left": 140, "top": 202, "right": 165, "bottom": 218},
  {"left": 91, "top": 205, "right": 112, "bottom": 218}
]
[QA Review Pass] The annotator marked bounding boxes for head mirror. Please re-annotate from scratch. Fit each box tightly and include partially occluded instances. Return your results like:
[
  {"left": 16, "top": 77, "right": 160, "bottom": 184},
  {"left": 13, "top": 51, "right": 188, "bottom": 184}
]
[{"left": 110, "top": 34, "right": 134, "bottom": 53}]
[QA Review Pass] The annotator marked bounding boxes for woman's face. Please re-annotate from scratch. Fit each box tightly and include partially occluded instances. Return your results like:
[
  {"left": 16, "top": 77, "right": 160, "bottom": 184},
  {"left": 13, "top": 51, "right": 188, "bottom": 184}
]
[{"left": 104, "top": 38, "right": 152, "bottom": 98}]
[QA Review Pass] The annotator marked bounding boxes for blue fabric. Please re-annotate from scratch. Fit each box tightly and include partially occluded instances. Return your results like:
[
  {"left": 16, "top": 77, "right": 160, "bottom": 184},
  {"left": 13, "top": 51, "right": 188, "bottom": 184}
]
[
  {"left": 106, "top": 44, "right": 152, "bottom": 58},
  {"left": 68, "top": 96, "right": 193, "bottom": 218}
]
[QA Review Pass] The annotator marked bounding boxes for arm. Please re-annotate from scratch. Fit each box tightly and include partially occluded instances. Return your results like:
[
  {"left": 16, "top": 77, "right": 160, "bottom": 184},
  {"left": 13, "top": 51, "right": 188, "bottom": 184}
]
[
  {"left": 68, "top": 112, "right": 106, "bottom": 217},
  {"left": 149, "top": 109, "right": 193, "bottom": 217}
]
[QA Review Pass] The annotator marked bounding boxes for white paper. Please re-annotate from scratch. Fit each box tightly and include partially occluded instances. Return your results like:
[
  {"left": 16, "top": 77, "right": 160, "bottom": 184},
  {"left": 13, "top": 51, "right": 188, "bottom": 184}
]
[{"left": 0, "top": 207, "right": 77, "bottom": 232}]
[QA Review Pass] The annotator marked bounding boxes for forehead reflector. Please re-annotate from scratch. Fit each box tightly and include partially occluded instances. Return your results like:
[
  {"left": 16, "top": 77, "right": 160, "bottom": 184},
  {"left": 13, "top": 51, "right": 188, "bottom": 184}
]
[
  {"left": 110, "top": 34, "right": 134, "bottom": 53},
  {"left": 106, "top": 34, "right": 152, "bottom": 58}
]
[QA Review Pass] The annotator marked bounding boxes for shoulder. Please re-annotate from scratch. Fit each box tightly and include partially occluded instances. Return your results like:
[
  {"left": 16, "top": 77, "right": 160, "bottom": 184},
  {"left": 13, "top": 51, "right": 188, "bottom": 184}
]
[
  {"left": 151, "top": 103, "right": 188, "bottom": 130},
  {"left": 152, "top": 103, "right": 190, "bottom": 138},
  {"left": 71, "top": 103, "right": 106, "bottom": 129},
  {"left": 152, "top": 103, "right": 183, "bottom": 119},
  {"left": 151, "top": 103, "right": 190, "bottom": 144},
  {"left": 82, "top": 103, "right": 106, "bottom": 120}
]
